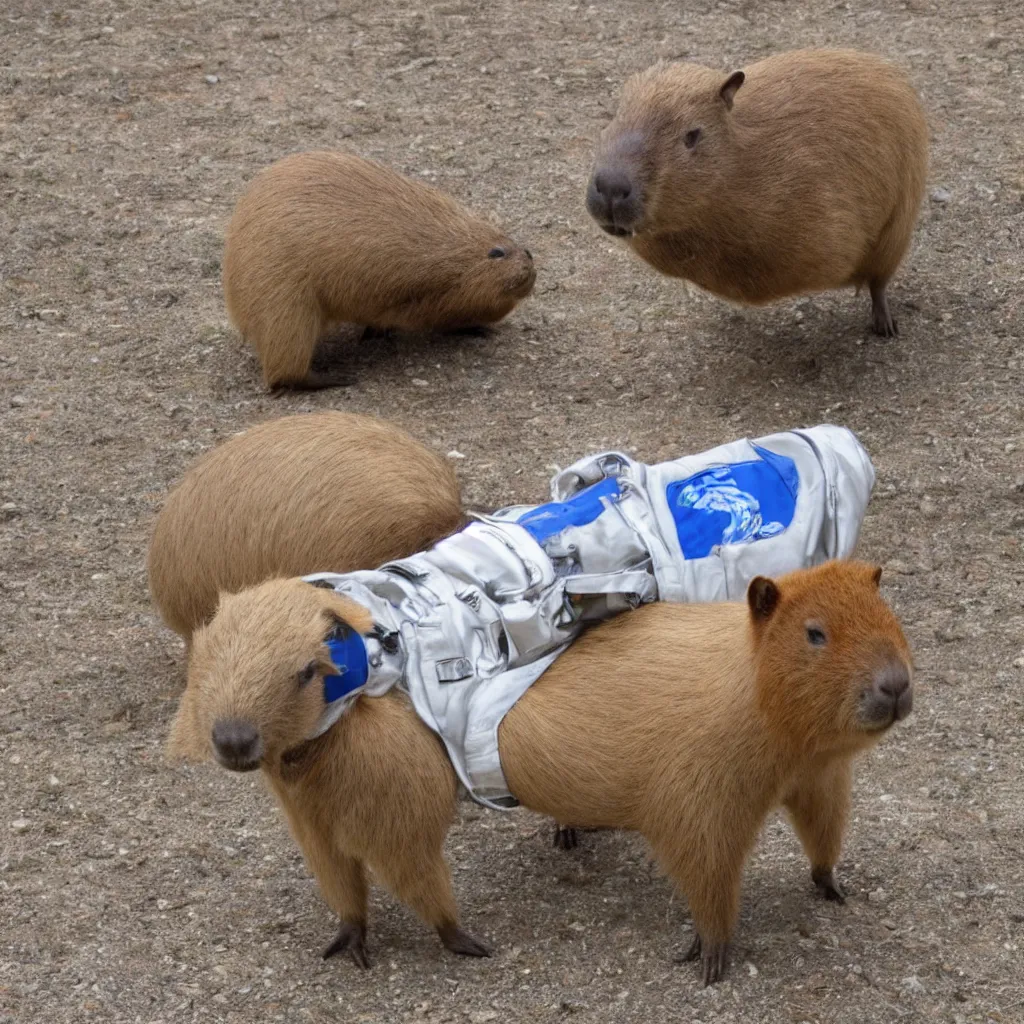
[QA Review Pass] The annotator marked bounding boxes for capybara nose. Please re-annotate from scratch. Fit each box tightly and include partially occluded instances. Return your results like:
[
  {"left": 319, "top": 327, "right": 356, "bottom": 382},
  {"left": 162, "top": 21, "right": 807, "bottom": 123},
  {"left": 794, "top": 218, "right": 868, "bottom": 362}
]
[
  {"left": 586, "top": 168, "right": 640, "bottom": 235},
  {"left": 594, "top": 167, "right": 633, "bottom": 203},
  {"left": 872, "top": 661, "right": 913, "bottom": 721},
  {"left": 212, "top": 718, "right": 264, "bottom": 771}
]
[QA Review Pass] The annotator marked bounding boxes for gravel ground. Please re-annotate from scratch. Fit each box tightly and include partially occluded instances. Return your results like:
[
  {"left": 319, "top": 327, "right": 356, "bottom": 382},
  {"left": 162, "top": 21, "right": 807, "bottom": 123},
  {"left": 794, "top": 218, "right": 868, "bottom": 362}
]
[{"left": 1, "top": 1, "right": 1022, "bottom": 1022}]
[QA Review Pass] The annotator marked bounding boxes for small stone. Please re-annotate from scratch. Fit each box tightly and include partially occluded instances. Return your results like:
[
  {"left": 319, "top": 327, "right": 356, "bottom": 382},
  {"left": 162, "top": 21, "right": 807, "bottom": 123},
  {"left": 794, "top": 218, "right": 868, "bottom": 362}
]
[
  {"left": 1, "top": 502, "right": 20, "bottom": 520},
  {"left": 469, "top": 1013, "right": 498, "bottom": 1024},
  {"left": 868, "top": 888, "right": 888, "bottom": 903},
  {"left": 930, "top": 187, "right": 951, "bottom": 203},
  {"left": 204, "top": 74, "right": 219, "bottom": 85},
  {"left": 101, "top": 25, "right": 115, "bottom": 34},
  {"left": 446, "top": 450, "right": 466, "bottom": 460},
  {"left": 902, "top": 975, "right": 926, "bottom": 995},
  {"left": 745, "top": 961, "right": 759, "bottom": 976},
  {"left": 411, "top": 378, "right": 428, "bottom": 387},
  {"left": 348, "top": 98, "right": 367, "bottom": 108},
  {"left": 47, "top": 775, "right": 61, "bottom": 790},
  {"left": 1012, "top": 656, "right": 1024, "bottom": 668},
  {"left": 881, "top": 919, "right": 898, "bottom": 930},
  {"left": 11, "top": 818, "right": 30, "bottom": 833},
  {"left": 10, "top": 395, "right": 26, "bottom": 407}
]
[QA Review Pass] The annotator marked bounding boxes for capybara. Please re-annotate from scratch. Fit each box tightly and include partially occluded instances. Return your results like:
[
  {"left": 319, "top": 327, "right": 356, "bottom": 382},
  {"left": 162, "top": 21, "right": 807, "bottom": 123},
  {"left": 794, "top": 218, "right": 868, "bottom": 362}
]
[
  {"left": 147, "top": 412, "right": 464, "bottom": 641},
  {"left": 223, "top": 151, "right": 537, "bottom": 389},
  {"left": 585, "top": 49, "right": 928, "bottom": 336},
  {"left": 168, "top": 560, "right": 913, "bottom": 982}
]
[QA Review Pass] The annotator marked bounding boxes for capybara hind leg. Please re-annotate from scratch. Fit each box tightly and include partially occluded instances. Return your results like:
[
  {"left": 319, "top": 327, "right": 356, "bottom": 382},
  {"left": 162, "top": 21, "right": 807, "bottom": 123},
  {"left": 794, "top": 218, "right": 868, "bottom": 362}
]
[
  {"left": 784, "top": 758, "right": 852, "bottom": 904},
  {"left": 372, "top": 851, "right": 492, "bottom": 958},
  {"left": 655, "top": 839, "right": 742, "bottom": 986},
  {"left": 553, "top": 824, "right": 579, "bottom": 850},
  {"left": 869, "top": 279, "right": 898, "bottom": 338},
  {"left": 258, "top": 302, "right": 324, "bottom": 390}
]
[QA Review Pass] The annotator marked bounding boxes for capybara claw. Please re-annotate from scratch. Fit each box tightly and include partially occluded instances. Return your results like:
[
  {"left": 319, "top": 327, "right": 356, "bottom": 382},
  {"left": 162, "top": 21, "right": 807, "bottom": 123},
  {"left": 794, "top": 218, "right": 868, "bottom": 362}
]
[
  {"left": 322, "top": 920, "right": 370, "bottom": 969},
  {"left": 438, "top": 923, "right": 493, "bottom": 958},
  {"left": 812, "top": 866, "right": 847, "bottom": 904}
]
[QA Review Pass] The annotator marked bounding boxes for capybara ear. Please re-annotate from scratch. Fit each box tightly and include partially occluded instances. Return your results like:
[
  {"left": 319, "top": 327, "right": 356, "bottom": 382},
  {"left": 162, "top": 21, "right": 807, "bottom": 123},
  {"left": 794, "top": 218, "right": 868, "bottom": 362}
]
[
  {"left": 747, "top": 575, "right": 781, "bottom": 623},
  {"left": 719, "top": 71, "right": 745, "bottom": 110},
  {"left": 870, "top": 565, "right": 883, "bottom": 588},
  {"left": 316, "top": 588, "right": 374, "bottom": 636},
  {"left": 165, "top": 686, "right": 209, "bottom": 763}
]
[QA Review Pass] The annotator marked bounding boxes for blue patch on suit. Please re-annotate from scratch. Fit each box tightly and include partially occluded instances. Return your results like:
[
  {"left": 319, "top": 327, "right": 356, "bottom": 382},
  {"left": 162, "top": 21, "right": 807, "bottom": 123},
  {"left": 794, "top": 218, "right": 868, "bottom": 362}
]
[
  {"left": 323, "top": 628, "right": 369, "bottom": 704},
  {"left": 517, "top": 476, "right": 620, "bottom": 543},
  {"left": 665, "top": 445, "right": 799, "bottom": 559}
]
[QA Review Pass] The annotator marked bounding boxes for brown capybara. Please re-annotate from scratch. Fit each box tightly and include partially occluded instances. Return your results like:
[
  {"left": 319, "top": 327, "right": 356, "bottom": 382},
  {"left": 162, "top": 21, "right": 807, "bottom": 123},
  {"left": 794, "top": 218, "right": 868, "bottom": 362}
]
[
  {"left": 168, "top": 561, "right": 913, "bottom": 981},
  {"left": 147, "top": 412, "right": 463, "bottom": 642},
  {"left": 223, "top": 151, "right": 537, "bottom": 389},
  {"left": 585, "top": 49, "right": 928, "bottom": 336}
]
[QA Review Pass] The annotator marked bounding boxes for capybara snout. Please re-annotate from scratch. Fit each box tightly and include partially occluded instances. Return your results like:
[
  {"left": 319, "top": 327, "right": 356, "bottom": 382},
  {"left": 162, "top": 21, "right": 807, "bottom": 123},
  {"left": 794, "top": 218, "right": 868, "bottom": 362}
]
[
  {"left": 211, "top": 718, "right": 264, "bottom": 771},
  {"left": 586, "top": 130, "right": 647, "bottom": 235},
  {"left": 860, "top": 657, "right": 914, "bottom": 727}
]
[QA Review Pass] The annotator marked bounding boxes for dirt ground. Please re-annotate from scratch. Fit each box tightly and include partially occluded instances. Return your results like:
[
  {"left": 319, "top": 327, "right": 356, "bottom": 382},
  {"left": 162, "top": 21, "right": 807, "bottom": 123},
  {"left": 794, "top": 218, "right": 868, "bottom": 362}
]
[{"left": 1, "top": 0, "right": 1022, "bottom": 1021}]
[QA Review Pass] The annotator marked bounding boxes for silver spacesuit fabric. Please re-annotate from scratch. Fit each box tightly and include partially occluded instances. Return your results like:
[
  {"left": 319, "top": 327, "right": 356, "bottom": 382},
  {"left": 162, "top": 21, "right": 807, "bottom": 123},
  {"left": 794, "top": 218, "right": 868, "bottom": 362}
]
[{"left": 305, "top": 424, "right": 875, "bottom": 809}]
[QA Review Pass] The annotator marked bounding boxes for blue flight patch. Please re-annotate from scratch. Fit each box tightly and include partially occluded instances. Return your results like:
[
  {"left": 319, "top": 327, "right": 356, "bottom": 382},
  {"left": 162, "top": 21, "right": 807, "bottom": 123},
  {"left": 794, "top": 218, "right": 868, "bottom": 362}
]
[
  {"left": 516, "top": 476, "right": 621, "bottom": 544},
  {"left": 665, "top": 444, "right": 799, "bottom": 559},
  {"left": 323, "top": 627, "right": 369, "bottom": 704}
]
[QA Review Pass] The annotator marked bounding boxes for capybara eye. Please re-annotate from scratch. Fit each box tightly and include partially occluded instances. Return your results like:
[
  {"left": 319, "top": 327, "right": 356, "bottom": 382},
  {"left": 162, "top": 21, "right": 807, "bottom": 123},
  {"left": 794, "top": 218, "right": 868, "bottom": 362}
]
[
  {"left": 805, "top": 625, "right": 827, "bottom": 647},
  {"left": 297, "top": 660, "right": 318, "bottom": 687},
  {"left": 684, "top": 128, "right": 702, "bottom": 150},
  {"left": 488, "top": 247, "right": 507, "bottom": 259}
]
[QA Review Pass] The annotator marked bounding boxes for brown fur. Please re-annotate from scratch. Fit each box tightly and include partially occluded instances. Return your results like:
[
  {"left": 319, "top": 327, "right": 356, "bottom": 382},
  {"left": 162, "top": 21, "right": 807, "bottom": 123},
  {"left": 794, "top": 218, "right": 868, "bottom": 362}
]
[
  {"left": 587, "top": 49, "right": 929, "bottom": 335},
  {"left": 168, "top": 560, "right": 913, "bottom": 980},
  {"left": 223, "top": 151, "right": 536, "bottom": 388},
  {"left": 147, "top": 412, "right": 464, "bottom": 641}
]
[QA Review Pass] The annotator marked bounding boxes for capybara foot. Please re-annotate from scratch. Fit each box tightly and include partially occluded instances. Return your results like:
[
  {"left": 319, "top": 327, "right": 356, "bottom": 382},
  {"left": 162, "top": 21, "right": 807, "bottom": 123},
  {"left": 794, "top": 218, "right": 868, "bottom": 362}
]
[
  {"left": 869, "top": 282, "right": 899, "bottom": 338},
  {"left": 437, "top": 923, "right": 493, "bottom": 958},
  {"left": 678, "top": 933, "right": 730, "bottom": 986},
  {"left": 270, "top": 369, "right": 355, "bottom": 394},
  {"left": 322, "top": 920, "right": 371, "bottom": 969},
  {"left": 552, "top": 825, "right": 579, "bottom": 850},
  {"left": 446, "top": 325, "right": 493, "bottom": 338},
  {"left": 812, "top": 866, "right": 847, "bottom": 904}
]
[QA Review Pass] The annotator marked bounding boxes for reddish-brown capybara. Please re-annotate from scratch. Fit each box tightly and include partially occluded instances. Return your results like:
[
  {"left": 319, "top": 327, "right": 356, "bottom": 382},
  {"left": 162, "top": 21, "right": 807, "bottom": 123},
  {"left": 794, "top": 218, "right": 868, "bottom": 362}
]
[
  {"left": 223, "top": 151, "right": 536, "bottom": 389},
  {"left": 586, "top": 49, "right": 928, "bottom": 336},
  {"left": 168, "top": 561, "right": 913, "bottom": 982},
  {"left": 147, "top": 412, "right": 464, "bottom": 642}
]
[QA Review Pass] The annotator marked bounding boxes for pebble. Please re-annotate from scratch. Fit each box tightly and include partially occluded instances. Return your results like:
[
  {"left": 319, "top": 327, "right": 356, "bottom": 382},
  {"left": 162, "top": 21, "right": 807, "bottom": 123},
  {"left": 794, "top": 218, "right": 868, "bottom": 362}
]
[
  {"left": 1, "top": 502, "right": 21, "bottom": 520},
  {"left": 205, "top": 74, "right": 219, "bottom": 85},
  {"left": 902, "top": 975, "right": 927, "bottom": 995},
  {"left": 931, "top": 187, "right": 951, "bottom": 203},
  {"left": 469, "top": 1013, "right": 498, "bottom": 1024},
  {"left": 10, "top": 395, "right": 26, "bottom": 407},
  {"left": 11, "top": 818, "right": 30, "bottom": 833},
  {"left": 447, "top": 450, "right": 466, "bottom": 460}
]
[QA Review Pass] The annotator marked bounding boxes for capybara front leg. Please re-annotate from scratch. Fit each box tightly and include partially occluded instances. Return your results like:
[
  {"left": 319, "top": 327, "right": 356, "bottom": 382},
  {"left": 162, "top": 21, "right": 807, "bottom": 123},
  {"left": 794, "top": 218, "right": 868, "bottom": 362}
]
[
  {"left": 869, "top": 279, "right": 898, "bottom": 337},
  {"left": 295, "top": 824, "right": 371, "bottom": 967},
  {"left": 372, "top": 850, "right": 492, "bottom": 958},
  {"left": 784, "top": 758, "right": 852, "bottom": 904}
]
